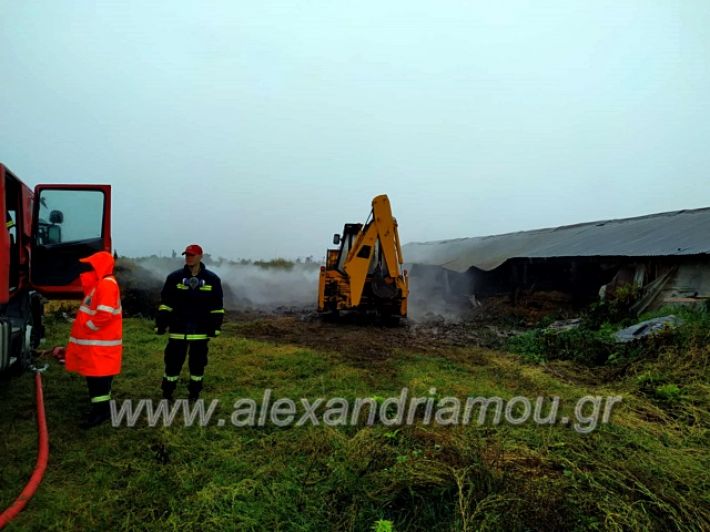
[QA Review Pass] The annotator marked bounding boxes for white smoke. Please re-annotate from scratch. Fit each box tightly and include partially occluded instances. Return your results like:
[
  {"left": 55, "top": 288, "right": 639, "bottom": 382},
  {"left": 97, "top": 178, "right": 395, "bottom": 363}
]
[
  {"left": 212, "top": 263, "right": 319, "bottom": 310},
  {"left": 128, "top": 256, "right": 320, "bottom": 311},
  {"left": 406, "top": 263, "right": 475, "bottom": 322}
]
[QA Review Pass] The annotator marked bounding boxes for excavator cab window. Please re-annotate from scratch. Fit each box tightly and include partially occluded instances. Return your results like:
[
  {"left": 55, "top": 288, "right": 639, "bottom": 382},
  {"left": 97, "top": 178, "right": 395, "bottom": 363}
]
[{"left": 336, "top": 223, "right": 363, "bottom": 273}]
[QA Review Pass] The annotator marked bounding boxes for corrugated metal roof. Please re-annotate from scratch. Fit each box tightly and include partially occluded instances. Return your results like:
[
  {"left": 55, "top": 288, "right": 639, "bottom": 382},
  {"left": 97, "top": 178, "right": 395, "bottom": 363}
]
[{"left": 404, "top": 207, "right": 710, "bottom": 273}]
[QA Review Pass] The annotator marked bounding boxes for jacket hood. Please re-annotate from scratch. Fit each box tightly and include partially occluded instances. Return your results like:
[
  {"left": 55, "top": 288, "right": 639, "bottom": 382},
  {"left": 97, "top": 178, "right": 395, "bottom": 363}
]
[{"left": 79, "top": 251, "right": 115, "bottom": 278}]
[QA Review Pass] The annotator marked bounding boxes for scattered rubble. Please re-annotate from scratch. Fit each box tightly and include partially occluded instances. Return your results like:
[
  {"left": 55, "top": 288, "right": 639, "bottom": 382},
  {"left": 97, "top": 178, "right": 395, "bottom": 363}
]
[{"left": 614, "top": 315, "right": 683, "bottom": 343}]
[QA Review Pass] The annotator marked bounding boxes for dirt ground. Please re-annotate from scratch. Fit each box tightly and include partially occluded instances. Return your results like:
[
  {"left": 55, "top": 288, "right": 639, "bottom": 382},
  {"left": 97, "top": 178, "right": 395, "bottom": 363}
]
[
  {"left": 226, "top": 297, "right": 556, "bottom": 360},
  {"left": 228, "top": 311, "right": 437, "bottom": 362},
  {"left": 224, "top": 291, "right": 601, "bottom": 389}
]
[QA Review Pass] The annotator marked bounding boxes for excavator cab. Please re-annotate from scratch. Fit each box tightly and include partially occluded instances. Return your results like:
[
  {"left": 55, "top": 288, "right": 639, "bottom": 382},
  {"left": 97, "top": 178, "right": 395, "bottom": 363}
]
[{"left": 333, "top": 224, "right": 363, "bottom": 273}]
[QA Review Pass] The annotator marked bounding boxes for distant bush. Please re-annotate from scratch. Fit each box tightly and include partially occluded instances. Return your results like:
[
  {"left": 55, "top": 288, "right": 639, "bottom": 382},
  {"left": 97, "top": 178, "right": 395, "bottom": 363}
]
[
  {"left": 583, "top": 282, "right": 642, "bottom": 329},
  {"left": 127, "top": 255, "right": 321, "bottom": 271},
  {"left": 252, "top": 258, "right": 296, "bottom": 270}
]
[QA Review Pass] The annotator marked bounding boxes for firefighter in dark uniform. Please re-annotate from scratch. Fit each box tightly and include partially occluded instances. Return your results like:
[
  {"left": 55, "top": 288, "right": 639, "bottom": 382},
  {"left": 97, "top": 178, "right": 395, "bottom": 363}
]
[{"left": 156, "top": 244, "right": 224, "bottom": 401}]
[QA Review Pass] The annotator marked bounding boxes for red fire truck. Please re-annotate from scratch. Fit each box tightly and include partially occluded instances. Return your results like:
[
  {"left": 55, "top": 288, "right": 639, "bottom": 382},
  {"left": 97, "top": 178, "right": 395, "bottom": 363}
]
[{"left": 1, "top": 163, "right": 112, "bottom": 372}]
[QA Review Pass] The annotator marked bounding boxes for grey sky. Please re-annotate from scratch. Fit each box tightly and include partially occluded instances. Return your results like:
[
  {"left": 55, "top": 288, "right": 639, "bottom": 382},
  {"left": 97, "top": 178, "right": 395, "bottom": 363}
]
[{"left": 1, "top": 1, "right": 708, "bottom": 260}]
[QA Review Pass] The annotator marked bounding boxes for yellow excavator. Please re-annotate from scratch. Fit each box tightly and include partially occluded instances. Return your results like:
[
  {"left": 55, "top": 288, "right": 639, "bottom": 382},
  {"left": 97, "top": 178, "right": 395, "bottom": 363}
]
[{"left": 317, "top": 194, "right": 408, "bottom": 320}]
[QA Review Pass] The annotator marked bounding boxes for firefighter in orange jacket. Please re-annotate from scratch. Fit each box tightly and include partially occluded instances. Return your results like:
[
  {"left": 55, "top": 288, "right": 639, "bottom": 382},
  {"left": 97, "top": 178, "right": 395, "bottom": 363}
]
[{"left": 65, "top": 251, "right": 123, "bottom": 428}]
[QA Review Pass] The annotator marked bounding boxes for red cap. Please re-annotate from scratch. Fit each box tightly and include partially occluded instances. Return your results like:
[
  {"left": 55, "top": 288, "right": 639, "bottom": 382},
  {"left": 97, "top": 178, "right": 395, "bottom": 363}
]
[{"left": 182, "top": 244, "right": 204, "bottom": 256}]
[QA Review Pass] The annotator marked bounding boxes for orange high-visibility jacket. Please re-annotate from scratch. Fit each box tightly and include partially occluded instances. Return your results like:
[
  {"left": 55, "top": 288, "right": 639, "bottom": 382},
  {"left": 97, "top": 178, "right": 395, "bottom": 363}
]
[{"left": 65, "top": 251, "right": 123, "bottom": 377}]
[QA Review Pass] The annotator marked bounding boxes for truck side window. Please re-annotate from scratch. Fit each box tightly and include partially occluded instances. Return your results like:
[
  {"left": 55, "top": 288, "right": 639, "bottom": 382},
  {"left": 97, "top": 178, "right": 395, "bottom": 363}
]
[
  {"left": 36, "top": 190, "right": 104, "bottom": 245},
  {"left": 6, "top": 209, "right": 18, "bottom": 291}
]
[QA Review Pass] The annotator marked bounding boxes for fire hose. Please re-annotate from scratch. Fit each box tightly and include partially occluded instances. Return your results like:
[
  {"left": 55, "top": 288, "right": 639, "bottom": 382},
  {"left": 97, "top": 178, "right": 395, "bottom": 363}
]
[{"left": 0, "top": 367, "right": 49, "bottom": 529}]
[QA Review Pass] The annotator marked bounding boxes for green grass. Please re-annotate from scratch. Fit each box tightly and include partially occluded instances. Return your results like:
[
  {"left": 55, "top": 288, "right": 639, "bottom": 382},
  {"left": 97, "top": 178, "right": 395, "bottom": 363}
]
[{"left": 0, "top": 317, "right": 708, "bottom": 531}]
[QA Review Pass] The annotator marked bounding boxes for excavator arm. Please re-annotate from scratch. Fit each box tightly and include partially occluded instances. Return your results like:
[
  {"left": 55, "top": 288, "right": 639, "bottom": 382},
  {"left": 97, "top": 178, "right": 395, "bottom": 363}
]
[
  {"left": 344, "top": 195, "right": 407, "bottom": 307},
  {"left": 343, "top": 216, "right": 377, "bottom": 306}
]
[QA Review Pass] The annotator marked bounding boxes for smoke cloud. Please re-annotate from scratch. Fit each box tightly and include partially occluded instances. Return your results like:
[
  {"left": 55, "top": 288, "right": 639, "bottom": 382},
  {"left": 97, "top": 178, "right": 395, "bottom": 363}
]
[
  {"left": 128, "top": 257, "right": 320, "bottom": 311},
  {"left": 123, "top": 256, "right": 472, "bottom": 321}
]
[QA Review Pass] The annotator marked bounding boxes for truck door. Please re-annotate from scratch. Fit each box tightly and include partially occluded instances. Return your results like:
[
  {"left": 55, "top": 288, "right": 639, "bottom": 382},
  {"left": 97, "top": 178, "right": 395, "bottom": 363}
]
[{"left": 31, "top": 185, "right": 112, "bottom": 298}]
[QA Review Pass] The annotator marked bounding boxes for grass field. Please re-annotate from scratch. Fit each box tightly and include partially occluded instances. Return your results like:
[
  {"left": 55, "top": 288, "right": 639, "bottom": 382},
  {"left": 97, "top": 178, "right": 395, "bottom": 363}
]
[{"left": 1, "top": 313, "right": 708, "bottom": 531}]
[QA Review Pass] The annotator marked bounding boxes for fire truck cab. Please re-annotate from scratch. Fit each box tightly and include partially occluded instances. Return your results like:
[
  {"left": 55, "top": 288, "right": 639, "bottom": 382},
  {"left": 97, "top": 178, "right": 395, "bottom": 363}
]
[{"left": 1, "top": 163, "right": 112, "bottom": 372}]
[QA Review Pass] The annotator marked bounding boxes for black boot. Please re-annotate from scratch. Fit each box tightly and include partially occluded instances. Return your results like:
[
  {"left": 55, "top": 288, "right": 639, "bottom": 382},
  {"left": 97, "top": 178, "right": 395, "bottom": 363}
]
[
  {"left": 162, "top": 377, "right": 177, "bottom": 400},
  {"left": 80, "top": 402, "right": 111, "bottom": 429},
  {"left": 187, "top": 377, "right": 203, "bottom": 402}
]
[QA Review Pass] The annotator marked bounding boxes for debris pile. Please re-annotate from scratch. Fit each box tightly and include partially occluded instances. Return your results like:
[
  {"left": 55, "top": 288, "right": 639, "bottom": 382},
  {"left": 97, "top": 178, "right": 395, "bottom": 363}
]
[
  {"left": 614, "top": 315, "right": 683, "bottom": 343},
  {"left": 114, "top": 258, "right": 163, "bottom": 318}
]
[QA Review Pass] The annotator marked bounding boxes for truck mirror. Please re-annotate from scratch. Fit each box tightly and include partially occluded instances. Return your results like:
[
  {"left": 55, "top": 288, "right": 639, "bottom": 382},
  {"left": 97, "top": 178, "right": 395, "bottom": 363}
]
[
  {"left": 49, "top": 210, "right": 64, "bottom": 224},
  {"left": 333, "top": 234, "right": 341, "bottom": 246}
]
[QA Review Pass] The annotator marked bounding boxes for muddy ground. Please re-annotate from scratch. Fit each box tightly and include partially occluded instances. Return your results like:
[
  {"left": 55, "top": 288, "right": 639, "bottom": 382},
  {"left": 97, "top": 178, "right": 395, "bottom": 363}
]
[
  {"left": 226, "top": 291, "right": 578, "bottom": 360},
  {"left": 223, "top": 290, "right": 612, "bottom": 387},
  {"left": 229, "top": 310, "right": 507, "bottom": 359}
]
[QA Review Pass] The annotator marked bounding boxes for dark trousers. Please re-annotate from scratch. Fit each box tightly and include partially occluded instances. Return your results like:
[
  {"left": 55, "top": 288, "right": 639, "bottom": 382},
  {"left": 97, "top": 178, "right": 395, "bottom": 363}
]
[
  {"left": 86, "top": 376, "right": 114, "bottom": 412},
  {"left": 161, "top": 339, "right": 209, "bottom": 398}
]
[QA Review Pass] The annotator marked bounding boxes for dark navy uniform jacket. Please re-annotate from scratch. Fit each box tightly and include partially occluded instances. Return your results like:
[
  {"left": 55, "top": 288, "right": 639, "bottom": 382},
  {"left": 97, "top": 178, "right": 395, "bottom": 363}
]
[{"left": 157, "top": 264, "right": 224, "bottom": 340}]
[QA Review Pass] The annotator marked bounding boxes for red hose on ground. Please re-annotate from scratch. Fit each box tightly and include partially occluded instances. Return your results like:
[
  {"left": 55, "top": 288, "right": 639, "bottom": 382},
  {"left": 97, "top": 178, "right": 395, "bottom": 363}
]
[{"left": 0, "top": 371, "right": 49, "bottom": 529}]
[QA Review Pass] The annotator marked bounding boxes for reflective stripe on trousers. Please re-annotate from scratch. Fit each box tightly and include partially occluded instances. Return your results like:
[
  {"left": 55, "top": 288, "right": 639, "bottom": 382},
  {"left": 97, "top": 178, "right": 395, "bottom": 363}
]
[{"left": 69, "top": 337, "right": 123, "bottom": 346}]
